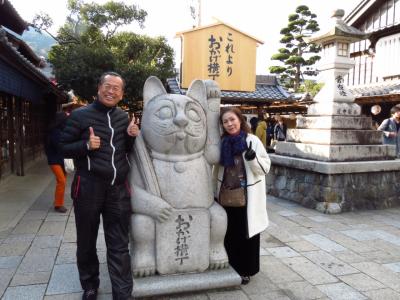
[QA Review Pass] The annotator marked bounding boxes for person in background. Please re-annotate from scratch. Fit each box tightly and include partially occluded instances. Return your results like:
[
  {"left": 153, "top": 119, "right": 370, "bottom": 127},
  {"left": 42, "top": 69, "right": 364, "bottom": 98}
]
[
  {"left": 249, "top": 116, "right": 259, "bottom": 134},
  {"left": 45, "top": 112, "right": 68, "bottom": 213},
  {"left": 255, "top": 117, "right": 267, "bottom": 148},
  {"left": 60, "top": 72, "right": 139, "bottom": 300},
  {"left": 266, "top": 118, "right": 275, "bottom": 147},
  {"left": 274, "top": 115, "right": 287, "bottom": 141},
  {"left": 214, "top": 107, "right": 271, "bottom": 285},
  {"left": 378, "top": 105, "right": 400, "bottom": 157}
]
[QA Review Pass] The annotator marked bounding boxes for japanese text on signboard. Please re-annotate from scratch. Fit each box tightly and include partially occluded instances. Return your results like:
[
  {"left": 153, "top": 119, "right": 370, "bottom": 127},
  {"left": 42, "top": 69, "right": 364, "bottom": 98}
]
[{"left": 208, "top": 32, "right": 235, "bottom": 80}]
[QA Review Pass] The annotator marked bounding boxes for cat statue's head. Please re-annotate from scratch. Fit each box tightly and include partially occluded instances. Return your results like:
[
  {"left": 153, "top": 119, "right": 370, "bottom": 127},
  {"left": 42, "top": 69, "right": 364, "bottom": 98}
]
[{"left": 141, "top": 76, "right": 208, "bottom": 156}]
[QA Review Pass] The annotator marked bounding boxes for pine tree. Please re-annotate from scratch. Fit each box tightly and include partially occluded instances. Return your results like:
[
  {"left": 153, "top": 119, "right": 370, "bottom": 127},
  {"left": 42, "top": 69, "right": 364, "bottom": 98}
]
[{"left": 269, "top": 5, "right": 321, "bottom": 90}]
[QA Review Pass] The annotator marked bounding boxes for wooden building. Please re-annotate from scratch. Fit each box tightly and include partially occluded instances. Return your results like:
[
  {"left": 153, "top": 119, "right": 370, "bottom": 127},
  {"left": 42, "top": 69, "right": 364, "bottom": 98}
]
[
  {"left": 344, "top": 0, "right": 400, "bottom": 123},
  {"left": 0, "top": 0, "right": 66, "bottom": 179}
]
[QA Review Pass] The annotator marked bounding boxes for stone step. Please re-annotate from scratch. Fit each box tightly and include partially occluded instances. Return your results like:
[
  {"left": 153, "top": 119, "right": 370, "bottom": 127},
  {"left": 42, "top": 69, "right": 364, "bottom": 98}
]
[
  {"left": 287, "top": 129, "right": 383, "bottom": 145},
  {"left": 275, "top": 142, "right": 396, "bottom": 162},
  {"left": 296, "top": 116, "right": 372, "bottom": 130}
]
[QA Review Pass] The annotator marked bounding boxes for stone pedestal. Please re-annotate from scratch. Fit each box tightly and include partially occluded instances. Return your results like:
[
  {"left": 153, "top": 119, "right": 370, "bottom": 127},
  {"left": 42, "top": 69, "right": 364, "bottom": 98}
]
[
  {"left": 132, "top": 267, "right": 241, "bottom": 298},
  {"left": 267, "top": 155, "right": 400, "bottom": 213}
]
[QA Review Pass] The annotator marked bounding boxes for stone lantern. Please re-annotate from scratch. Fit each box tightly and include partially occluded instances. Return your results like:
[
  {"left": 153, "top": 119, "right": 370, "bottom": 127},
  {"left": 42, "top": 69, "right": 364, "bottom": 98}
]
[
  {"left": 267, "top": 9, "right": 400, "bottom": 213},
  {"left": 308, "top": 9, "right": 368, "bottom": 116}
]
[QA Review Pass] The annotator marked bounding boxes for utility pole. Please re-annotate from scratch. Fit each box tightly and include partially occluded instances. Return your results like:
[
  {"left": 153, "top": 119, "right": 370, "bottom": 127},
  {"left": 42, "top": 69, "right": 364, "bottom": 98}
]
[
  {"left": 197, "top": 0, "right": 201, "bottom": 27},
  {"left": 190, "top": 0, "right": 202, "bottom": 28}
]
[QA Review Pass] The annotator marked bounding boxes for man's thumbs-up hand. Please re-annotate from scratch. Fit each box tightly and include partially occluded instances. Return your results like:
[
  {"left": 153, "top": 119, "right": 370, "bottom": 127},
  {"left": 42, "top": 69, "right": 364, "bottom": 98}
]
[
  {"left": 88, "top": 126, "right": 100, "bottom": 150},
  {"left": 127, "top": 114, "right": 139, "bottom": 137}
]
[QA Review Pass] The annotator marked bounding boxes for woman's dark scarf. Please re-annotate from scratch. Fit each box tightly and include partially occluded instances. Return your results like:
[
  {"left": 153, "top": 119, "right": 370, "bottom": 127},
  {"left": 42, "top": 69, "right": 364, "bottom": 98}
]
[{"left": 220, "top": 130, "right": 248, "bottom": 167}]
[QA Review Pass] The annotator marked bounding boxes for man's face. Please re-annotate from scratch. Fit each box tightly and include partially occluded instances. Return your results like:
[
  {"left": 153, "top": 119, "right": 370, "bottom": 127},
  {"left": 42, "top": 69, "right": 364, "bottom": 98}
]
[
  {"left": 393, "top": 111, "right": 400, "bottom": 121},
  {"left": 98, "top": 75, "right": 124, "bottom": 107}
]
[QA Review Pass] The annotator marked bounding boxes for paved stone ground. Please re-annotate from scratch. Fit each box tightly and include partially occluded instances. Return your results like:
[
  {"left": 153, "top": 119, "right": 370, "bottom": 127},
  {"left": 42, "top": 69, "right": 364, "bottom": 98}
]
[{"left": 2, "top": 169, "right": 400, "bottom": 299}]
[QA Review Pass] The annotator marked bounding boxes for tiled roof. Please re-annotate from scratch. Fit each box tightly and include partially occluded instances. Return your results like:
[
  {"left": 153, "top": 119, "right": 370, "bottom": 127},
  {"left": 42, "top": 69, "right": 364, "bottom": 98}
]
[
  {"left": 166, "top": 76, "right": 292, "bottom": 103},
  {"left": 348, "top": 80, "right": 400, "bottom": 97},
  {"left": 0, "top": 0, "right": 28, "bottom": 35},
  {"left": 0, "top": 28, "right": 65, "bottom": 101}
]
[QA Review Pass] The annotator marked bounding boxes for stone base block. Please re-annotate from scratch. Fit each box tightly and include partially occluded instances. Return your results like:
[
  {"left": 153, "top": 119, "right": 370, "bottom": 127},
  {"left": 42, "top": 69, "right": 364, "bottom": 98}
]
[
  {"left": 275, "top": 142, "right": 396, "bottom": 161},
  {"left": 132, "top": 267, "right": 241, "bottom": 298},
  {"left": 307, "top": 102, "right": 361, "bottom": 116},
  {"left": 156, "top": 209, "right": 210, "bottom": 275},
  {"left": 296, "top": 115, "right": 372, "bottom": 130},
  {"left": 287, "top": 129, "right": 382, "bottom": 145},
  {"left": 267, "top": 160, "right": 400, "bottom": 212}
]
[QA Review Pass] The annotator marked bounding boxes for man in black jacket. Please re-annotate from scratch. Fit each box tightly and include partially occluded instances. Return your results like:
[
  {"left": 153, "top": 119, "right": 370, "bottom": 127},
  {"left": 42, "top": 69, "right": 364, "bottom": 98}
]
[{"left": 60, "top": 72, "right": 139, "bottom": 300}]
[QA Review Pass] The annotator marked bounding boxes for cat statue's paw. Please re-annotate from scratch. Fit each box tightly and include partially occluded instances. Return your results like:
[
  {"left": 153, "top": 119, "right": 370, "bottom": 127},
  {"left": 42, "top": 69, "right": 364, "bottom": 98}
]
[
  {"left": 133, "top": 266, "right": 156, "bottom": 278},
  {"left": 209, "top": 259, "right": 229, "bottom": 270}
]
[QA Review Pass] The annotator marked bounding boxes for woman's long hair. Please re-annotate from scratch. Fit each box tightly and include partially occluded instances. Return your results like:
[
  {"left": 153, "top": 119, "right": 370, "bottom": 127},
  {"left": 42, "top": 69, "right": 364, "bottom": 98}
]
[{"left": 220, "top": 107, "right": 251, "bottom": 137}]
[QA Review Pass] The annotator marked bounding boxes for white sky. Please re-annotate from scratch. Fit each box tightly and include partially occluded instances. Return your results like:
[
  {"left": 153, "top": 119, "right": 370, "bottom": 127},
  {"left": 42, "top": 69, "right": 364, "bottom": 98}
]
[{"left": 10, "top": 0, "right": 361, "bottom": 74}]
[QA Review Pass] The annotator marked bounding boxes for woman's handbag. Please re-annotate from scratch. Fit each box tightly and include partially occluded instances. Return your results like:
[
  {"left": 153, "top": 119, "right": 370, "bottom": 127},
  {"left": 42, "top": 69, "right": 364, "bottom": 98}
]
[
  {"left": 219, "top": 186, "right": 246, "bottom": 207},
  {"left": 64, "top": 159, "right": 75, "bottom": 174}
]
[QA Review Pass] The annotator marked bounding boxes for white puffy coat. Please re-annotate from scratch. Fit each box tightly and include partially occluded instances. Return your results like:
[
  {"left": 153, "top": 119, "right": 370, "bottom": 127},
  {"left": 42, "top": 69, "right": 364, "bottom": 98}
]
[{"left": 213, "top": 134, "right": 271, "bottom": 238}]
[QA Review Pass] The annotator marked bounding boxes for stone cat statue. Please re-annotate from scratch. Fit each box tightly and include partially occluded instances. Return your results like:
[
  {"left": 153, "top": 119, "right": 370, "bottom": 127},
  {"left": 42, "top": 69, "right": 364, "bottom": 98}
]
[{"left": 129, "top": 76, "right": 229, "bottom": 277}]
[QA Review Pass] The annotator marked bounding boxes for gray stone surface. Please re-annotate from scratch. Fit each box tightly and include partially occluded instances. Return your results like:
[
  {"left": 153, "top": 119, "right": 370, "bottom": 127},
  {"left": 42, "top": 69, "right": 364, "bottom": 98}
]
[
  {"left": 287, "top": 128, "right": 383, "bottom": 145},
  {"left": 132, "top": 267, "right": 241, "bottom": 298},
  {"left": 383, "top": 262, "right": 400, "bottom": 273},
  {"left": 46, "top": 264, "right": 82, "bottom": 295},
  {"left": 0, "top": 242, "right": 30, "bottom": 256},
  {"left": 301, "top": 234, "right": 346, "bottom": 252},
  {"left": 267, "top": 246, "right": 300, "bottom": 258},
  {"left": 281, "top": 256, "right": 338, "bottom": 285},
  {"left": 269, "top": 154, "right": 400, "bottom": 174},
  {"left": 10, "top": 271, "right": 51, "bottom": 286},
  {"left": 31, "top": 235, "right": 62, "bottom": 249},
  {"left": 275, "top": 142, "right": 396, "bottom": 162},
  {"left": 351, "top": 262, "right": 400, "bottom": 291},
  {"left": 0, "top": 256, "right": 22, "bottom": 269},
  {"left": 278, "top": 281, "right": 325, "bottom": 299},
  {"left": 316, "top": 282, "right": 367, "bottom": 300},
  {"left": 0, "top": 268, "right": 15, "bottom": 297},
  {"left": 2, "top": 284, "right": 47, "bottom": 300},
  {"left": 18, "top": 247, "right": 58, "bottom": 273},
  {"left": 296, "top": 115, "right": 372, "bottom": 130},
  {"left": 303, "top": 250, "right": 359, "bottom": 276},
  {"left": 338, "top": 273, "right": 385, "bottom": 291},
  {"left": 37, "top": 221, "right": 67, "bottom": 236},
  {"left": 363, "top": 288, "right": 400, "bottom": 300},
  {"left": 260, "top": 256, "right": 303, "bottom": 284},
  {"left": 12, "top": 220, "right": 43, "bottom": 235}
]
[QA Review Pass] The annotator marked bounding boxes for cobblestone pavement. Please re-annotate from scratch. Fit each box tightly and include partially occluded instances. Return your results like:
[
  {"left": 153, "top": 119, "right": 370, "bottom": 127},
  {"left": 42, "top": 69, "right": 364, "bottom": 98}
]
[{"left": 2, "top": 173, "right": 400, "bottom": 299}]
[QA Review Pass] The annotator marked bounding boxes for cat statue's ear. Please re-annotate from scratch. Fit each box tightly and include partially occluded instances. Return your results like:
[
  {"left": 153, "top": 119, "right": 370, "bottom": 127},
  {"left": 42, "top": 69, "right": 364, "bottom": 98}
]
[
  {"left": 187, "top": 79, "right": 207, "bottom": 111},
  {"left": 143, "top": 76, "right": 167, "bottom": 107}
]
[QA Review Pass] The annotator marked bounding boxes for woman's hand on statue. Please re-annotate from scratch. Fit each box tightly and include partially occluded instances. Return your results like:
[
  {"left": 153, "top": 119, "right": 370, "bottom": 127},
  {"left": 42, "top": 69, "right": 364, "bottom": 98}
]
[{"left": 244, "top": 141, "right": 256, "bottom": 161}]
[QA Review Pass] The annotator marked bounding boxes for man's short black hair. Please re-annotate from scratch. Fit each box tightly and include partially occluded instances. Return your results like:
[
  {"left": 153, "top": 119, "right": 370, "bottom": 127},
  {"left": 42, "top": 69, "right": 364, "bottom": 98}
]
[
  {"left": 390, "top": 105, "right": 400, "bottom": 115},
  {"left": 99, "top": 71, "right": 126, "bottom": 90}
]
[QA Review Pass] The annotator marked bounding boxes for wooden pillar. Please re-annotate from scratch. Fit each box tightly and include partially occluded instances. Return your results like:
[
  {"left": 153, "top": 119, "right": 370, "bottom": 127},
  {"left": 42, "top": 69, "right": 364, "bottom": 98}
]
[{"left": 14, "top": 97, "right": 24, "bottom": 176}]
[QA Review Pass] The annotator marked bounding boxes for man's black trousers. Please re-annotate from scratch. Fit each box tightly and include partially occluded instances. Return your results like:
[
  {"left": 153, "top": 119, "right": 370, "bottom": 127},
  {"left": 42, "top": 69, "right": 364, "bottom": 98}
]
[{"left": 72, "top": 175, "right": 133, "bottom": 300}]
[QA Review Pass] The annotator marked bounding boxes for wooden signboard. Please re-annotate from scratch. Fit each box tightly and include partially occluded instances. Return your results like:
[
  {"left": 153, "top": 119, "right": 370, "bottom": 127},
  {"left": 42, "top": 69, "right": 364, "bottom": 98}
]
[{"left": 177, "top": 22, "right": 263, "bottom": 92}]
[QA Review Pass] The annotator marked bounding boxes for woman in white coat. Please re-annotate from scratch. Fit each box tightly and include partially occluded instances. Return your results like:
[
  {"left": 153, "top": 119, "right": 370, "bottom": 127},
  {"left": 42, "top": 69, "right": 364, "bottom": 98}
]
[{"left": 214, "top": 107, "right": 271, "bottom": 284}]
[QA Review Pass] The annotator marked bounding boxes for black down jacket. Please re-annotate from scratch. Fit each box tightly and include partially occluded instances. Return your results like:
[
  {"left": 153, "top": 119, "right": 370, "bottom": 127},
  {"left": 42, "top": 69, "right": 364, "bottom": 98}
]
[{"left": 59, "top": 99, "right": 133, "bottom": 185}]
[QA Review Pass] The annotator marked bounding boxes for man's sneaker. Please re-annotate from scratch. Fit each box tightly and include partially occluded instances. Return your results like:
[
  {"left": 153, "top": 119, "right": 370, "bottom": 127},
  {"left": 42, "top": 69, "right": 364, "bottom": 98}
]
[
  {"left": 54, "top": 206, "right": 67, "bottom": 213},
  {"left": 82, "top": 288, "right": 97, "bottom": 300}
]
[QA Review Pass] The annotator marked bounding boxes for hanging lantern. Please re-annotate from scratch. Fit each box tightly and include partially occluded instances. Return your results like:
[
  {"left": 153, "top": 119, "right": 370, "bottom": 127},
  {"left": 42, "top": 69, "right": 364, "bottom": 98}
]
[{"left": 371, "top": 105, "right": 381, "bottom": 115}]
